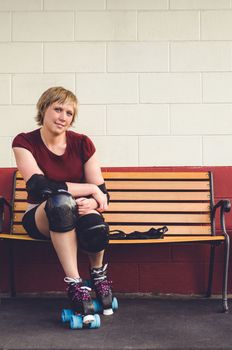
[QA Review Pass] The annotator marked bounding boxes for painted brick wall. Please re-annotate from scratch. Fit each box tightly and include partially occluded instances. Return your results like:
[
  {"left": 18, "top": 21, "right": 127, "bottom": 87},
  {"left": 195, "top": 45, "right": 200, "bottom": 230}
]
[{"left": 1, "top": 0, "right": 232, "bottom": 166}]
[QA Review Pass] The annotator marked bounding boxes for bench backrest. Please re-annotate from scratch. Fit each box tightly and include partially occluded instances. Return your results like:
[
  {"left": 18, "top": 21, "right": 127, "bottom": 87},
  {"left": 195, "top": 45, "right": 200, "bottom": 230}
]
[{"left": 11, "top": 171, "right": 214, "bottom": 239}]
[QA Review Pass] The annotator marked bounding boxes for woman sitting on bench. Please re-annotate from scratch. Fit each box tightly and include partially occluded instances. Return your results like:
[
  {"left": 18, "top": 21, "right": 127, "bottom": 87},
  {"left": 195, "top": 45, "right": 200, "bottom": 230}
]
[{"left": 12, "top": 86, "right": 113, "bottom": 324}]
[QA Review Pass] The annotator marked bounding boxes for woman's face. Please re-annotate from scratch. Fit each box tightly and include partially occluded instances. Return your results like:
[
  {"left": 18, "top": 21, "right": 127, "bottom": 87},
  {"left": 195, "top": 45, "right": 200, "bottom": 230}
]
[{"left": 42, "top": 102, "right": 75, "bottom": 135}]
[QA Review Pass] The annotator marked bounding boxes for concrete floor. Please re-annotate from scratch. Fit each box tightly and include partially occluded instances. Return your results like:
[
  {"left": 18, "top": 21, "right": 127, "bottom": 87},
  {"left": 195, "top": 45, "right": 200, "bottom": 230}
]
[{"left": 0, "top": 295, "right": 231, "bottom": 350}]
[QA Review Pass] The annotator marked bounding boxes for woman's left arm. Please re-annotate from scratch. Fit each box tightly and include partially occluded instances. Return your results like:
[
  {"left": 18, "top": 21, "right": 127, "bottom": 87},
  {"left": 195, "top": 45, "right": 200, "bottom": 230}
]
[
  {"left": 84, "top": 153, "right": 104, "bottom": 185},
  {"left": 77, "top": 153, "right": 108, "bottom": 213}
]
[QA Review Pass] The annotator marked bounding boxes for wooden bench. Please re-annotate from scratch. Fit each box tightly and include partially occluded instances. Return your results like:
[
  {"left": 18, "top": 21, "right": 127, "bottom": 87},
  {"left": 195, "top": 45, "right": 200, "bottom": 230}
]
[{"left": 0, "top": 170, "right": 231, "bottom": 312}]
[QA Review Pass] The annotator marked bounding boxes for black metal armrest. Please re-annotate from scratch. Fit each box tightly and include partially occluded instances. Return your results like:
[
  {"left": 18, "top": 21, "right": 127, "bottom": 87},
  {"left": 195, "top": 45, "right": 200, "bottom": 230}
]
[
  {"left": 0, "top": 196, "right": 12, "bottom": 233},
  {"left": 212, "top": 199, "right": 231, "bottom": 235}
]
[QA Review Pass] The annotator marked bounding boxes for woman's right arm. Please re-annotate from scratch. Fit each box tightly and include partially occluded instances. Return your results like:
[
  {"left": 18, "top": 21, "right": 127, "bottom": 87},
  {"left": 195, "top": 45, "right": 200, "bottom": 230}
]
[
  {"left": 13, "top": 147, "right": 44, "bottom": 181},
  {"left": 13, "top": 147, "right": 101, "bottom": 198}
]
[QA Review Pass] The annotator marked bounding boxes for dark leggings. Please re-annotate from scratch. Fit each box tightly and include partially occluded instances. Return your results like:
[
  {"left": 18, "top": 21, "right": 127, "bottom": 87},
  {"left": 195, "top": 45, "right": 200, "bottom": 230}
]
[{"left": 22, "top": 206, "right": 50, "bottom": 241}]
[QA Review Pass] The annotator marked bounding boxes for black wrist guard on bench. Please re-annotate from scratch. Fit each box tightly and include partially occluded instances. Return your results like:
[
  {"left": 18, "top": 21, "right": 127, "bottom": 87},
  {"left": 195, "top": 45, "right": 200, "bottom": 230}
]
[
  {"left": 109, "top": 226, "right": 168, "bottom": 240},
  {"left": 98, "top": 183, "right": 110, "bottom": 204},
  {"left": 26, "top": 174, "right": 68, "bottom": 203}
]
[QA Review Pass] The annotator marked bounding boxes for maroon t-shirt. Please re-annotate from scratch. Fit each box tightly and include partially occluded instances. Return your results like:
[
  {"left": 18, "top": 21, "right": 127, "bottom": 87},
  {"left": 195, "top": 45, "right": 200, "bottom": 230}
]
[{"left": 12, "top": 128, "right": 96, "bottom": 203}]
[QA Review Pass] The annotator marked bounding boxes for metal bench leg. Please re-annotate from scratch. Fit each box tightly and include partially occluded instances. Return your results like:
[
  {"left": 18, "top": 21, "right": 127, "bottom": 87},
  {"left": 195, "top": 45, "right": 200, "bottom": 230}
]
[
  {"left": 222, "top": 235, "right": 230, "bottom": 313},
  {"left": 206, "top": 244, "right": 215, "bottom": 298},
  {"left": 7, "top": 240, "right": 16, "bottom": 297}
]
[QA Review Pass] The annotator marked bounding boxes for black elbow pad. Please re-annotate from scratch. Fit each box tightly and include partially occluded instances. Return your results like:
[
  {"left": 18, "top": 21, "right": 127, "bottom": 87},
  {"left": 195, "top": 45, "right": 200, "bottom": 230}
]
[
  {"left": 98, "top": 183, "right": 110, "bottom": 204},
  {"left": 26, "top": 174, "right": 53, "bottom": 202},
  {"left": 26, "top": 175, "right": 68, "bottom": 203},
  {"left": 48, "top": 179, "right": 68, "bottom": 193}
]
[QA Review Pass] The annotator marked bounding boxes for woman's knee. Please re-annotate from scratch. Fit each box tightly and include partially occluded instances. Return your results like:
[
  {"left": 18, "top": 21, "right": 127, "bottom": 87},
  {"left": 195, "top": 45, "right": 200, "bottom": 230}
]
[
  {"left": 76, "top": 213, "right": 109, "bottom": 253},
  {"left": 44, "top": 192, "right": 77, "bottom": 233}
]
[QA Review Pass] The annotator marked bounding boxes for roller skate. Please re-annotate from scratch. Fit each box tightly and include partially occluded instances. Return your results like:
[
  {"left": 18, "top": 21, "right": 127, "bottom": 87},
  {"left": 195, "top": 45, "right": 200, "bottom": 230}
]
[
  {"left": 62, "top": 277, "right": 100, "bottom": 329},
  {"left": 90, "top": 264, "right": 116, "bottom": 316}
]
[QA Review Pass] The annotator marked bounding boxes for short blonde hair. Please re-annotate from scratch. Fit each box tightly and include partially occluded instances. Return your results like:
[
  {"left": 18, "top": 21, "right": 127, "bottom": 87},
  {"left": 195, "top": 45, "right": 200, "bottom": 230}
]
[{"left": 35, "top": 86, "right": 78, "bottom": 126}]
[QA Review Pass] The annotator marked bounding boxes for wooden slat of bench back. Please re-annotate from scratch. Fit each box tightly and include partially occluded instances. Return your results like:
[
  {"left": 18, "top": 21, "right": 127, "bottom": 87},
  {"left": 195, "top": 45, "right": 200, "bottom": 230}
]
[
  {"left": 14, "top": 211, "right": 210, "bottom": 224},
  {"left": 12, "top": 224, "right": 211, "bottom": 236},
  {"left": 11, "top": 170, "right": 213, "bottom": 238},
  {"left": 102, "top": 172, "right": 209, "bottom": 179},
  {"left": 0, "top": 233, "right": 224, "bottom": 244},
  {"left": 15, "top": 190, "right": 211, "bottom": 201},
  {"left": 16, "top": 179, "right": 210, "bottom": 191},
  {"left": 14, "top": 201, "right": 210, "bottom": 213}
]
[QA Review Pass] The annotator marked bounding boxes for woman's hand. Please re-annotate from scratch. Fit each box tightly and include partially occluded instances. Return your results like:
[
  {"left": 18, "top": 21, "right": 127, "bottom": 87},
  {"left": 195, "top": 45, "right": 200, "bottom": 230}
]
[
  {"left": 76, "top": 197, "right": 98, "bottom": 215},
  {"left": 91, "top": 186, "right": 108, "bottom": 212}
]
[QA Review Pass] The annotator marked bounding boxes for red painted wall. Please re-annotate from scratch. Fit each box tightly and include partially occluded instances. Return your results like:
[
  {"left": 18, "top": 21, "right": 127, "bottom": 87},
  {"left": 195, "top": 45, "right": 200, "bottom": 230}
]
[{"left": 0, "top": 166, "right": 232, "bottom": 295}]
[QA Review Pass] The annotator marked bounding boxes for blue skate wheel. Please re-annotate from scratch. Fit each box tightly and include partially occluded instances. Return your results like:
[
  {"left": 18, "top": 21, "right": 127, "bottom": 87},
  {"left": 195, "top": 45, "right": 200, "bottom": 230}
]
[
  {"left": 61, "top": 309, "right": 74, "bottom": 323},
  {"left": 92, "top": 299, "right": 101, "bottom": 313},
  {"left": 70, "top": 315, "right": 83, "bottom": 329},
  {"left": 92, "top": 297, "right": 118, "bottom": 314},
  {"left": 89, "top": 314, "right": 101, "bottom": 329},
  {"left": 112, "top": 297, "right": 119, "bottom": 310}
]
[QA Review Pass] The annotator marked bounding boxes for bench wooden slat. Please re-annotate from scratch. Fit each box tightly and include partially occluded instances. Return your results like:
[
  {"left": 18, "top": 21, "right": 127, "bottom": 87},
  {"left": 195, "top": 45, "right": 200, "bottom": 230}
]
[
  {"left": 12, "top": 224, "right": 212, "bottom": 236},
  {"left": 15, "top": 179, "right": 210, "bottom": 191},
  {"left": 109, "top": 225, "right": 212, "bottom": 235},
  {"left": 106, "top": 202, "right": 210, "bottom": 212},
  {"left": 12, "top": 225, "right": 27, "bottom": 234},
  {"left": 16, "top": 171, "right": 210, "bottom": 180},
  {"left": 0, "top": 233, "right": 45, "bottom": 241},
  {"left": 105, "top": 180, "right": 210, "bottom": 191},
  {"left": 13, "top": 212, "right": 211, "bottom": 224},
  {"left": 13, "top": 202, "right": 30, "bottom": 211},
  {"left": 109, "top": 235, "right": 225, "bottom": 244},
  {"left": 14, "top": 201, "right": 210, "bottom": 213},
  {"left": 103, "top": 213, "right": 211, "bottom": 224},
  {"left": 13, "top": 213, "right": 28, "bottom": 222},
  {"left": 1, "top": 232, "right": 224, "bottom": 244},
  {"left": 102, "top": 172, "right": 210, "bottom": 180},
  {"left": 110, "top": 191, "right": 211, "bottom": 201},
  {"left": 15, "top": 191, "right": 27, "bottom": 200},
  {"left": 15, "top": 190, "right": 211, "bottom": 201}
]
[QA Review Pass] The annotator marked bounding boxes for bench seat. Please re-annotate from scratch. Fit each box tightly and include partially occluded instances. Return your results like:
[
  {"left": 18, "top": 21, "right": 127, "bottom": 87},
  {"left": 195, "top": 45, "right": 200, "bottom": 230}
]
[{"left": 0, "top": 233, "right": 226, "bottom": 244}]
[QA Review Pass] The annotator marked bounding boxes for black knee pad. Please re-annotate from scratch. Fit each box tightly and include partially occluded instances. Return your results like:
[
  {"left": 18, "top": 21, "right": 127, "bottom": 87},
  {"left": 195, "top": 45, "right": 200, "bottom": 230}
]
[
  {"left": 45, "top": 191, "right": 78, "bottom": 232},
  {"left": 76, "top": 214, "right": 109, "bottom": 253}
]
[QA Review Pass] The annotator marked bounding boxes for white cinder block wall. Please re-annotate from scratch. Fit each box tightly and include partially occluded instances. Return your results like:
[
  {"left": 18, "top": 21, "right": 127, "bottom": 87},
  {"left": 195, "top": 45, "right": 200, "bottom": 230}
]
[{"left": 1, "top": 0, "right": 232, "bottom": 167}]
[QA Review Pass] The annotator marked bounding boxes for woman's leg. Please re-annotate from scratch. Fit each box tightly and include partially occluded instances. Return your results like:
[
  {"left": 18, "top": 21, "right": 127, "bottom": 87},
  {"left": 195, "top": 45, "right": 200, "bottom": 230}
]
[
  {"left": 77, "top": 210, "right": 106, "bottom": 268},
  {"left": 87, "top": 250, "right": 104, "bottom": 269},
  {"left": 34, "top": 202, "right": 80, "bottom": 278},
  {"left": 76, "top": 210, "right": 113, "bottom": 314},
  {"left": 32, "top": 202, "right": 96, "bottom": 323}
]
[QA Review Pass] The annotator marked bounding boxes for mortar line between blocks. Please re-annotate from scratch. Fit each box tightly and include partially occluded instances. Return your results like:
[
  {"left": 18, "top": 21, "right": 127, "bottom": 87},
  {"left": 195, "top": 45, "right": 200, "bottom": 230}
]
[
  {"left": 136, "top": 10, "right": 138, "bottom": 41},
  {"left": 73, "top": 10, "right": 75, "bottom": 41},
  {"left": 138, "top": 136, "right": 140, "bottom": 166},
  {"left": 105, "top": 42, "right": 107, "bottom": 73},
  {"left": 168, "top": 104, "right": 171, "bottom": 135},
  {"left": 10, "top": 11, "right": 13, "bottom": 42},
  {"left": 42, "top": 42, "right": 44, "bottom": 73},
  {"left": 10, "top": 74, "right": 12, "bottom": 105},
  {"left": 105, "top": 105, "right": 108, "bottom": 136},
  {"left": 199, "top": 10, "right": 201, "bottom": 40}
]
